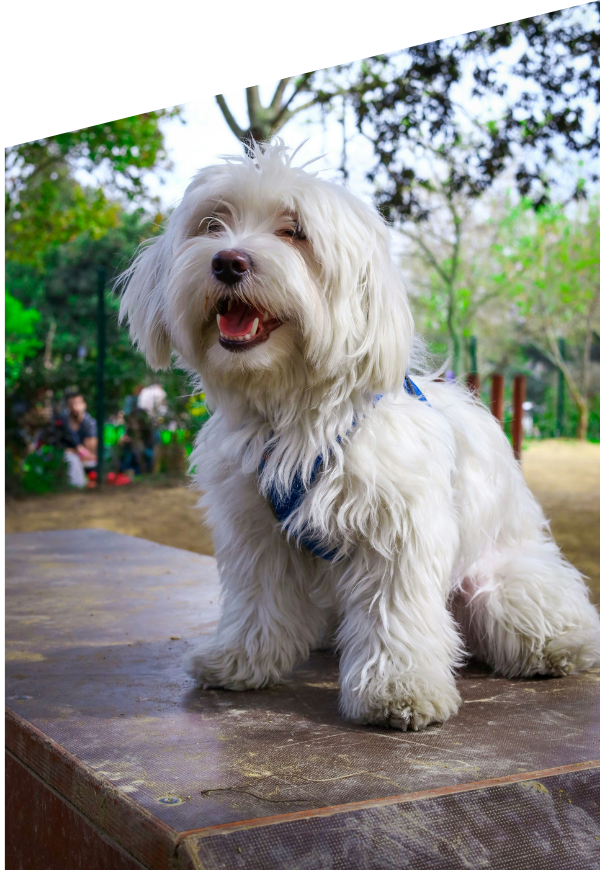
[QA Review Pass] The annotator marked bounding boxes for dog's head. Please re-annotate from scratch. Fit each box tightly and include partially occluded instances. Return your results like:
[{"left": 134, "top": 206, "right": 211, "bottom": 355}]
[{"left": 119, "top": 140, "right": 413, "bottom": 409}]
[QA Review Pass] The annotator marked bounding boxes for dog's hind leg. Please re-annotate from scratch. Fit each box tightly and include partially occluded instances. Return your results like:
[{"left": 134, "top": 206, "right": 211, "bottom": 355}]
[{"left": 455, "top": 540, "right": 600, "bottom": 678}]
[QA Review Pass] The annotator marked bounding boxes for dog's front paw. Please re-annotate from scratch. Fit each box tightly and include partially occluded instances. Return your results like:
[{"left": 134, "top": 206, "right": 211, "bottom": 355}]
[
  {"left": 343, "top": 676, "right": 461, "bottom": 731},
  {"left": 186, "top": 639, "right": 278, "bottom": 691}
]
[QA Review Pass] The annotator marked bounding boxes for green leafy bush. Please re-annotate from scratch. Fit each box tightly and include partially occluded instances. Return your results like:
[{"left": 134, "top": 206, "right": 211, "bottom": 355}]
[{"left": 20, "top": 446, "right": 69, "bottom": 494}]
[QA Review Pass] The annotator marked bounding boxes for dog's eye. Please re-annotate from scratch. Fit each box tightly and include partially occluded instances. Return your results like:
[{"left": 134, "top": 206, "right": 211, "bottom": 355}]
[
  {"left": 293, "top": 224, "right": 307, "bottom": 241},
  {"left": 205, "top": 218, "right": 223, "bottom": 234},
  {"left": 198, "top": 217, "right": 225, "bottom": 236},
  {"left": 277, "top": 222, "right": 307, "bottom": 241}
]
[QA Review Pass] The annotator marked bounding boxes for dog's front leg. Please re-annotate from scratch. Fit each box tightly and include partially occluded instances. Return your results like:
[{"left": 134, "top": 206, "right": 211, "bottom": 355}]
[
  {"left": 187, "top": 477, "right": 327, "bottom": 690},
  {"left": 337, "top": 529, "right": 463, "bottom": 730}
]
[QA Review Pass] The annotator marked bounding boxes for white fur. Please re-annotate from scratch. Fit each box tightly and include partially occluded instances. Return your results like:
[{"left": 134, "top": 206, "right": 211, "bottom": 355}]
[{"left": 119, "top": 141, "right": 600, "bottom": 731}]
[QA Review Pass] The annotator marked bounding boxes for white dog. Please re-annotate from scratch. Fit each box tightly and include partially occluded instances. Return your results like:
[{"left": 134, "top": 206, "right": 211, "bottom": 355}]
[{"left": 120, "top": 140, "right": 600, "bottom": 731}]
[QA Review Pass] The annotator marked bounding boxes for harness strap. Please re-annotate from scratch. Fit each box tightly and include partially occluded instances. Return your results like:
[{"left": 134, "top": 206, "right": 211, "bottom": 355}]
[{"left": 260, "top": 376, "right": 428, "bottom": 560}]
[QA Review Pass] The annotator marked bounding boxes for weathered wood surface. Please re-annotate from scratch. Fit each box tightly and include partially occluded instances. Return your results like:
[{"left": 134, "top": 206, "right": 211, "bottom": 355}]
[{"left": 6, "top": 530, "right": 600, "bottom": 868}]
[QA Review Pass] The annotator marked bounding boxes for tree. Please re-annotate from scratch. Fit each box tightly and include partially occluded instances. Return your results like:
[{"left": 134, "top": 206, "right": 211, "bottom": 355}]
[
  {"left": 215, "top": 73, "right": 352, "bottom": 145},
  {"left": 5, "top": 110, "right": 181, "bottom": 266},
  {"left": 339, "top": 4, "right": 599, "bottom": 376},
  {"left": 214, "top": 5, "right": 599, "bottom": 202},
  {"left": 353, "top": 3, "right": 599, "bottom": 217},
  {"left": 390, "top": 144, "right": 518, "bottom": 374},
  {"left": 5, "top": 208, "right": 163, "bottom": 414},
  {"left": 492, "top": 200, "right": 600, "bottom": 439}
]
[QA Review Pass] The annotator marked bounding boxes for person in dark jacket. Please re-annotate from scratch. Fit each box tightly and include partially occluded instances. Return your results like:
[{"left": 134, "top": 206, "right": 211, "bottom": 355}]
[{"left": 61, "top": 388, "right": 98, "bottom": 487}]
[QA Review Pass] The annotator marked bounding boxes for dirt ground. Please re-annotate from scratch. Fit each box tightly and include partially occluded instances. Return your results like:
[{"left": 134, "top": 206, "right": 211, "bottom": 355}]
[{"left": 5, "top": 439, "right": 600, "bottom": 605}]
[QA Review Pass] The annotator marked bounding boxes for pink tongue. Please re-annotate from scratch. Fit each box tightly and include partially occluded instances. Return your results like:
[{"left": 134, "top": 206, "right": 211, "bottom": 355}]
[{"left": 219, "top": 300, "right": 262, "bottom": 337}]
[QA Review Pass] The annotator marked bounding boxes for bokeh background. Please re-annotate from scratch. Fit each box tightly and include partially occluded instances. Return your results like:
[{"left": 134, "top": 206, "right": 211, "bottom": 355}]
[{"left": 5, "top": 3, "right": 600, "bottom": 600}]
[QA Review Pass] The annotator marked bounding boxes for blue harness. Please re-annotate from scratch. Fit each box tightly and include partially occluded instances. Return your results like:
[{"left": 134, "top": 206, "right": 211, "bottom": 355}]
[{"left": 260, "top": 376, "right": 428, "bottom": 560}]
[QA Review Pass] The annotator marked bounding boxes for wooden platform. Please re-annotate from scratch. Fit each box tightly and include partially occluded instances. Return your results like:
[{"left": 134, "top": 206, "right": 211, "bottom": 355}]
[{"left": 5, "top": 529, "right": 600, "bottom": 869}]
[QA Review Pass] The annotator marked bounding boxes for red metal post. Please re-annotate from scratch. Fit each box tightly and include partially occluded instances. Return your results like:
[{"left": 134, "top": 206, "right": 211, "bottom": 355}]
[
  {"left": 490, "top": 374, "right": 504, "bottom": 425},
  {"left": 512, "top": 374, "right": 527, "bottom": 461},
  {"left": 466, "top": 373, "right": 480, "bottom": 397}
]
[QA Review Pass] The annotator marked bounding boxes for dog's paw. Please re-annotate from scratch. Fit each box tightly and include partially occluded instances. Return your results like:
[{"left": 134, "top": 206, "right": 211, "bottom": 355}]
[
  {"left": 186, "top": 643, "right": 252, "bottom": 690},
  {"left": 539, "top": 644, "right": 575, "bottom": 677},
  {"left": 344, "top": 677, "right": 461, "bottom": 731},
  {"left": 186, "top": 641, "right": 279, "bottom": 691},
  {"left": 387, "top": 691, "right": 459, "bottom": 731},
  {"left": 521, "top": 629, "right": 600, "bottom": 678}
]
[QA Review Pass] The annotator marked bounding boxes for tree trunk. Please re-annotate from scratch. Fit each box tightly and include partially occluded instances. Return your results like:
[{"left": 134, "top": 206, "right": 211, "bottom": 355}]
[
  {"left": 576, "top": 401, "right": 589, "bottom": 440},
  {"left": 582, "top": 285, "right": 600, "bottom": 404},
  {"left": 248, "top": 126, "right": 269, "bottom": 143},
  {"left": 44, "top": 320, "right": 56, "bottom": 370},
  {"left": 564, "top": 376, "right": 588, "bottom": 441},
  {"left": 446, "top": 283, "right": 461, "bottom": 374},
  {"left": 541, "top": 329, "right": 589, "bottom": 441}
]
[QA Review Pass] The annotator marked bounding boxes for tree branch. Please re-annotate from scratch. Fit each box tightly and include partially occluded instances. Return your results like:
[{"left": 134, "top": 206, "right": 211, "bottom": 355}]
[
  {"left": 469, "top": 284, "right": 506, "bottom": 313},
  {"left": 543, "top": 328, "right": 585, "bottom": 410},
  {"left": 270, "top": 78, "right": 291, "bottom": 111},
  {"left": 399, "top": 228, "right": 453, "bottom": 286},
  {"left": 278, "top": 73, "right": 314, "bottom": 116},
  {"left": 246, "top": 86, "right": 262, "bottom": 127},
  {"left": 215, "top": 95, "right": 245, "bottom": 140},
  {"left": 268, "top": 98, "right": 322, "bottom": 138}
]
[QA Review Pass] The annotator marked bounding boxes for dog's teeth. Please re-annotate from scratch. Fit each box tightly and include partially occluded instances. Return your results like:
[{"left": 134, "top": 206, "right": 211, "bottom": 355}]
[
  {"left": 227, "top": 299, "right": 232, "bottom": 311},
  {"left": 250, "top": 318, "right": 259, "bottom": 337},
  {"left": 218, "top": 331, "right": 256, "bottom": 343},
  {"left": 216, "top": 314, "right": 221, "bottom": 326}
]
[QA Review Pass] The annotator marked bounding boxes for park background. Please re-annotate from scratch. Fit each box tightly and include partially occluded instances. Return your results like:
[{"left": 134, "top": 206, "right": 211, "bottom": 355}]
[{"left": 5, "top": 3, "right": 600, "bottom": 601}]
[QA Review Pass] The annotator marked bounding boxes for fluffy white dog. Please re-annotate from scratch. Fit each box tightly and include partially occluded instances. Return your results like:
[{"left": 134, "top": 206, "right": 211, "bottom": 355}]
[{"left": 120, "top": 140, "right": 600, "bottom": 731}]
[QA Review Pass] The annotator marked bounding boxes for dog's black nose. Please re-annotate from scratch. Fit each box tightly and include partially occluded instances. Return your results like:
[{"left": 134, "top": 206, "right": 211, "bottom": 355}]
[{"left": 211, "top": 250, "right": 252, "bottom": 285}]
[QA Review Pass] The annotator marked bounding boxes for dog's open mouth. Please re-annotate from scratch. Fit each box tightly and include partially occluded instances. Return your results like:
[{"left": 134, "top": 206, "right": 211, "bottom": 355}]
[{"left": 216, "top": 298, "right": 283, "bottom": 352}]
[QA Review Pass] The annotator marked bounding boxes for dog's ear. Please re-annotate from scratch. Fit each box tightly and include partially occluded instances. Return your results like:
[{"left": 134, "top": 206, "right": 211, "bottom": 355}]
[
  {"left": 355, "top": 211, "right": 414, "bottom": 393},
  {"left": 356, "top": 219, "right": 414, "bottom": 394},
  {"left": 119, "top": 234, "right": 172, "bottom": 370}
]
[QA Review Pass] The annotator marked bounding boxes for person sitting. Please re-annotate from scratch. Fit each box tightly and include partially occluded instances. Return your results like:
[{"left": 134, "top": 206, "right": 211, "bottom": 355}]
[
  {"left": 61, "top": 388, "right": 98, "bottom": 488},
  {"left": 117, "top": 409, "right": 154, "bottom": 478}
]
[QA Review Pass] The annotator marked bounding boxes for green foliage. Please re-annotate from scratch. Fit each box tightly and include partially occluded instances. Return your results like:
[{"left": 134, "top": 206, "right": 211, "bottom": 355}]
[
  {"left": 354, "top": 4, "right": 600, "bottom": 220},
  {"left": 5, "top": 109, "right": 181, "bottom": 267},
  {"left": 186, "top": 392, "right": 210, "bottom": 424},
  {"left": 50, "top": 114, "right": 181, "bottom": 194},
  {"left": 20, "top": 446, "right": 69, "bottom": 494},
  {"left": 496, "top": 198, "right": 600, "bottom": 439},
  {"left": 104, "top": 423, "right": 126, "bottom": 447},
  {"left": 4, "top": 103, "right": 222, "bottom": 498},
  {"left": 494, "top": 200, "right": 600, "bottom": 326},
  {"left": 533, "top": 385, "right": 600, "bottom": 442},
  {"left": 6, "top": 208, "right": 162, "bottom": 413},
  {"left": 6, "top": 167, "right": 122, "bottom": 268},
  {"left": 5, "top": 291, "right": 42, "bottom": 388},
  {"left": 5, "top": 290, "right": 39, "bottom": 335}
]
